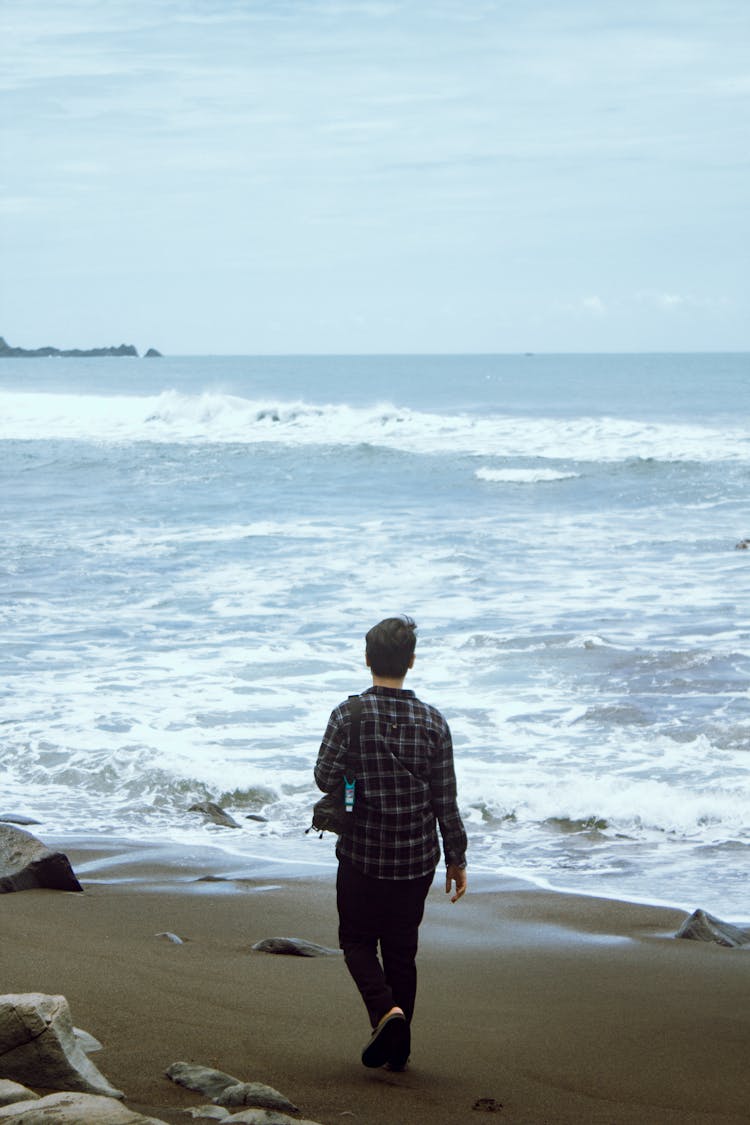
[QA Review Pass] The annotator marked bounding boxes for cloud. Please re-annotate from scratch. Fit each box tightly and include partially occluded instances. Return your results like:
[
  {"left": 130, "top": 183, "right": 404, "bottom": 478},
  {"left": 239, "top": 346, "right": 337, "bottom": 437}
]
[{"left": 581, "top": 296, "right": 606, "bottom": 316}]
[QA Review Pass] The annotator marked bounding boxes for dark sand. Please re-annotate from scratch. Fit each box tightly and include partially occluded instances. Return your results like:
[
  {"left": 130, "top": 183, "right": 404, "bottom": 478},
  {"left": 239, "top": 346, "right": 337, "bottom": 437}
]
[{"left": 2, "top": 839, "right": 750, "bottom": 1124}]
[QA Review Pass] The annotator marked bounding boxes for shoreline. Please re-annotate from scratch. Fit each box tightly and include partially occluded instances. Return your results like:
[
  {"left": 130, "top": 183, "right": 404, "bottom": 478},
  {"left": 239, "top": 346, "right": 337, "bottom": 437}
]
[{"left": 3, "top": 837, "right": 750, "bottom": 1123}]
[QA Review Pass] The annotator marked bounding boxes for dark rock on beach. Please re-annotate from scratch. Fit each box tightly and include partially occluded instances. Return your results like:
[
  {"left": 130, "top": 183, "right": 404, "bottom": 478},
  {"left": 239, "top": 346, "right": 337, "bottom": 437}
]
[
  {"left": 0, "top": 824, "right": 82, "bottom": 893},
  {"left": 675, "top": 908, "right": 750, "bottom": 947},
  {"left": 0, "top": 815, "right": 40, "bottom": 827},
  {"left": 188, "top": 801, "right": 241, "bottom": 829},
  {"left": 251, "top": 936, "right": 341, "bottom": 957},
  {"left": 0, "top": 335, "right": 138, "bottom": 358}
]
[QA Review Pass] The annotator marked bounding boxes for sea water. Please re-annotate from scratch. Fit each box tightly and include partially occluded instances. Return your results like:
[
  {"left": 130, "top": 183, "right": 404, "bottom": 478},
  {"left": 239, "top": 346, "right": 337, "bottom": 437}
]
[{"left": 1, "top": 353, "right": 749, "bottom": 916}]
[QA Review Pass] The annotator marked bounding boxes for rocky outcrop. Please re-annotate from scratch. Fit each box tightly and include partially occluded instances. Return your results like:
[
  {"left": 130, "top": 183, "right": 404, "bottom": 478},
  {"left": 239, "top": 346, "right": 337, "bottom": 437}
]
[
  {"left": 0, "top": 824, "right": 82, "bottom": 893},
  {"left": 0, "top": 1093, "right": 167, "bottom": 1123},
  {"left": 0, "top": 336, "right": 139, "bottom": 358},
  {"left": 675, "top": 908, "right": 750, "bottom": 947},
  {"left": 144, "top": 348, "right": 162, "bottom": 358},
  {"left": 0, "top": 994, "right": 122, "bottom": 1097}
]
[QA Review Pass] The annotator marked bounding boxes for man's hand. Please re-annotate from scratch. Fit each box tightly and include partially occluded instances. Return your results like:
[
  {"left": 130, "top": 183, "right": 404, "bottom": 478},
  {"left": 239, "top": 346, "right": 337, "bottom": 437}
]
[{"left": 445, "top": 864, "right": 467, "bottom": 903}]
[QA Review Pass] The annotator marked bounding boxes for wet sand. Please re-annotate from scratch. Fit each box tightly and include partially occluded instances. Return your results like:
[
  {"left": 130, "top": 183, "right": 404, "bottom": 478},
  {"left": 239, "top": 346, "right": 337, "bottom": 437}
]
[{"left": 2, "top": 838, "right": 750, "bottom": 1124}]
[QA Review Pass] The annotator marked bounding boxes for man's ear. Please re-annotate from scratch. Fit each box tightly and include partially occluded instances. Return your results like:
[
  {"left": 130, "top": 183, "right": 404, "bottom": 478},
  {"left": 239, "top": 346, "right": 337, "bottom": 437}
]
[
  {"left": 408, "top": 654, "right": 415, "bottom": 669},
  {"left": 365, "top": 650, "right": 371, "bottom": 668}
]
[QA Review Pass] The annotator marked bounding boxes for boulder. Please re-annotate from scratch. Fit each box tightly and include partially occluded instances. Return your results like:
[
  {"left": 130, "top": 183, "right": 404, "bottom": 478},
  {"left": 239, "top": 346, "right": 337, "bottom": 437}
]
[
  {"left": 215, "top": 1083, "right": 298, "bottom": 1113},
  {"left": 188, "top": 802, "right": 241, "bottom": 829},
  {"left": 0, "top": 817, "right": 40, "bottom": 827},
  {"left": 0, "top": 1083, "right": 38, "bottom": 1108},
  {"left": 0, "top": 825, "right": 82, "bottom": 893},
  {"left": 165, "top": 1063, "right": 240, "bottom": 1100},
  {"left": 675, "top": 909, "right": 750, "bottom": 947},
  {"left": 0, "top": 994, "right": 122, "bottom": 1097},
  {"left": 165, "top": 1066, "right": 298, "bottom": 1114},
  {"left": 0, "top": 1092, "right": 166, "bottom": 1122}
]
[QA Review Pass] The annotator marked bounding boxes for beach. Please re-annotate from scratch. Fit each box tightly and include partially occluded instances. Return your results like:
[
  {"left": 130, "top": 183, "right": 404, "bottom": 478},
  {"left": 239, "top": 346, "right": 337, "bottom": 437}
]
[{"left": 3, "top": 840, "right": 749, "bottom": 1125}]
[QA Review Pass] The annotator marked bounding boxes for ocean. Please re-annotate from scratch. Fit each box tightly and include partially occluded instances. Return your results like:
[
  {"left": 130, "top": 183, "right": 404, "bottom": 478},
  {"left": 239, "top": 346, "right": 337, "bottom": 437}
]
[{"left": 1, "top": 353, "right": 749, "bottom": 917}]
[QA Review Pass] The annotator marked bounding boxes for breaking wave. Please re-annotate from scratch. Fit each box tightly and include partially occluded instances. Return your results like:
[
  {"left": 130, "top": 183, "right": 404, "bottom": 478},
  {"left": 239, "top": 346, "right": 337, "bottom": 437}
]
[{"left": 2, "top": 388, "right": 750, "bottom": 462}]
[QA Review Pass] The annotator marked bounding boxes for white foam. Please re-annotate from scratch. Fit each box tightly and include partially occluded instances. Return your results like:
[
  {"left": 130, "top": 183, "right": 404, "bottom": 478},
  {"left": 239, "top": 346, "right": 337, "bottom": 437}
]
[
  {"left": 2, "top": 388, "right": 749, "bottom": 462},
  {"left": 476, "top": 467, "right": 580, "bottom": 483}
]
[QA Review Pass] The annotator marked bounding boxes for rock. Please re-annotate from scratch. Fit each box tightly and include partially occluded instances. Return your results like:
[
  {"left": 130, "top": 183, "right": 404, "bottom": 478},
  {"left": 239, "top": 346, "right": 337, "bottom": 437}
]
[
  {"left": 165, "top": 1067, "right": 298, "bottom": 1116},
  {"left": 215, "top": 1083, "right": 298, "bottom": 1113},
  {"left": 225, "top": 1113, "right": 324, "bottom": 1125},
  {"left": 0, "top": 824, "right": 83, "bottom": 893},
  {"left": 165, "top": 1063, "right": 242, "bottom": 1100},
  {"left": 0, "top": 1092, "right": 167, "bottom": 1122},
  {"left": 73, "top": 1026, "right": 103, "bottom": 1053},
  {"left": 188, "top": 802, "right": 241, "bottom": 829},
  {"left": 0, "top": 817, "right": 40, "bottom": 827},
  {"left": 144, "top": 348, "right": 163, "bottom": 357},
  {"left": 472, "top": 1097, "right": 503, "bottom": 1112},
  {"left": 675, "top": 909, "right": 750, "bottom": 947},
  {"left": 0, "top": 994, "right": 122, "bottom": 1097},
  {"left": 155, "top": 931, "right": 185, "bottom": 944},
  {"left": 736, "top": 539, "right": 750, "bottom": 550},
  {"left": 251, "top": 937, "right": 341, "bottom": 957},
  {"left": 0, "top": 336, "right": 138, "bottom": 358},
  {"left": 245, "top": 814, "right": 268, "bottom": 823},
  {"left": 182, "top": 1109, "right": 230, "bottom": 1120},
  {"left": 0, "top": 1083, "right": 38, "bottom": 1108}
]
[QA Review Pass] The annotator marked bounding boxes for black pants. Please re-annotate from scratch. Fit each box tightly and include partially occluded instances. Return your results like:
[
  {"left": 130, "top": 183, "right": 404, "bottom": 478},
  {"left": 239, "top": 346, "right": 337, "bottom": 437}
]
[{"left": 336, "top": 856, "right": 434, "bottom": 1029}]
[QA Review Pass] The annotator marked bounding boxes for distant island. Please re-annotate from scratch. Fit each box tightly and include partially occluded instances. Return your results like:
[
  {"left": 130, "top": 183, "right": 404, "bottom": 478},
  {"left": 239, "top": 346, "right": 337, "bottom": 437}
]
[{"left": 0, "top": 336, "right": 162, "bottom": 358}]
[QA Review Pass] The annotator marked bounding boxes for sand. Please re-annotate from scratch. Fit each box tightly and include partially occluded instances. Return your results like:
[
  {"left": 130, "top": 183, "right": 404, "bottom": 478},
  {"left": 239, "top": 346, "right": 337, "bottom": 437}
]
[{"left": 2, "top": 838, "right": 749, "bottom": 1125}]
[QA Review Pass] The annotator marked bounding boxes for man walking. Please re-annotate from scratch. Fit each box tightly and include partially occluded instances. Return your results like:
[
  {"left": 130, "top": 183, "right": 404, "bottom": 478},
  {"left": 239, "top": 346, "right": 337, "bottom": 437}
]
[{"left": 315, "top": 616, "right": 467, "bottom": 1070}]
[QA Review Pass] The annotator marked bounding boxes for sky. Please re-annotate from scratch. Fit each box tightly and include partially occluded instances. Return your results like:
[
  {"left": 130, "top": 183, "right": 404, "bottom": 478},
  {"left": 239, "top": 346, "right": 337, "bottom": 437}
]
[{"left": 1, "top": 0, "right": 748, "bottom": 355}]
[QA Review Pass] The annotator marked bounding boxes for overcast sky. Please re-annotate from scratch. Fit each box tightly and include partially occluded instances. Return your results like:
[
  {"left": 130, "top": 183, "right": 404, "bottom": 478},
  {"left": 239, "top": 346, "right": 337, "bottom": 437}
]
[{"left": 2, "top": 0, "right": 748, "bottom": 354}]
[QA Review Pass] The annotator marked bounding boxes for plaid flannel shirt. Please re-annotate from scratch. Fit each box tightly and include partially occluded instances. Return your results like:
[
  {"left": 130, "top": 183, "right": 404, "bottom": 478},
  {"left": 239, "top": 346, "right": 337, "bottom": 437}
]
[{"left": 314, "top": 685, "right": 467, "bottom": 880}]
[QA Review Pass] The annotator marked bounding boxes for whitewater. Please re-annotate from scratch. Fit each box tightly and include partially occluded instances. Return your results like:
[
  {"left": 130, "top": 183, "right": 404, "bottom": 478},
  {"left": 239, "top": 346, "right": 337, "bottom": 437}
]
[{"left": 1, "top": 353, "right": 749, "bottom": 916}]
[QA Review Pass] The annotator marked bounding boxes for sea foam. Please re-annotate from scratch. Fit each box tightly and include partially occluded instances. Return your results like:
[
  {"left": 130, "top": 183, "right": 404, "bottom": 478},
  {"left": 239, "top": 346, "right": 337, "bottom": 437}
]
[{"left": 2, "top": 388, "right": 749, "bottom": 462}]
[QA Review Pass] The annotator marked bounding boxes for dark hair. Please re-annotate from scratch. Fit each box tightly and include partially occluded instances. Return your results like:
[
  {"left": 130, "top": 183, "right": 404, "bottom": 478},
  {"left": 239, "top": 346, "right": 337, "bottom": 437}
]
[{"left": 365, "top": 616, "right": 417, "bottom": 678}]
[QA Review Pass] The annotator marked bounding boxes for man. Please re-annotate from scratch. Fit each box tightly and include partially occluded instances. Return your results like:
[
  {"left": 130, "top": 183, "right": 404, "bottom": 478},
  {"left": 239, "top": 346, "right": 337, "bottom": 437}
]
[{"left": 315, "top": 615, "right": 467, "bottom": 1071}]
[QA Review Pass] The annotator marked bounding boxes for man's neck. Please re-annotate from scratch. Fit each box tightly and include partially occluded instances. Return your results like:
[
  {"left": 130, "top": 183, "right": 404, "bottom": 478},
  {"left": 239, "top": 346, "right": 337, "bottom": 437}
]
[{"left": 371, "top": 674, "right": 407, "bottom": 690}]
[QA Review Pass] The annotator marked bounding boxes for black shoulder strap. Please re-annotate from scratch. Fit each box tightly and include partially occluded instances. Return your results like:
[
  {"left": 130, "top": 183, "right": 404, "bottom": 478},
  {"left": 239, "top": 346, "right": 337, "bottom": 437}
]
[{"left": 346, "top": 694, "right": 363, "bottom": 775}]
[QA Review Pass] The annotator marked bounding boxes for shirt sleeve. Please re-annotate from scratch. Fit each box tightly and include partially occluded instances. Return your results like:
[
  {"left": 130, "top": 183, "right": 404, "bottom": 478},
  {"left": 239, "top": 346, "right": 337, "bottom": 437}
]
[
  {"left": 314, "top": 705, "right": 348, "bottom": 793},
  {"left": 430, "top": 721, "right": 468, "bottom": 868}
]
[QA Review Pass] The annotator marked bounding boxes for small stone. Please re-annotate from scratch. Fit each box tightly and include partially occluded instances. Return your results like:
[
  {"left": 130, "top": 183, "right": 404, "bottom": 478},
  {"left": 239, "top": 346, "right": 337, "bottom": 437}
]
[
  {"left": 472, "top": 1097, "right": 503, "bottom": 1112},
  {"left": 251, "top": 937, "right": 340, "bottom": 957}
]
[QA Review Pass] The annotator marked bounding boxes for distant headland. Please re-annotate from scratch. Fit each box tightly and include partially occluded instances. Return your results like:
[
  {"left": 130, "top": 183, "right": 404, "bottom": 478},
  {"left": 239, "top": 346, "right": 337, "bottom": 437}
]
[{"left": 0, "top": 336, "right": 162, "bottom": 358}]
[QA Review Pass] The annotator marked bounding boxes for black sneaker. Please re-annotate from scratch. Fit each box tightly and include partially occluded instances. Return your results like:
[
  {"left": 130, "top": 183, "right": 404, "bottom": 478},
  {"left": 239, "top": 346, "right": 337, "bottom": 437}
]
[
  {"left": 361, "top": 1011, "right": 408, "bottom": 1068},
  {"left": 386, "top": 1021, "right": 411, "bottom": 1071}
]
